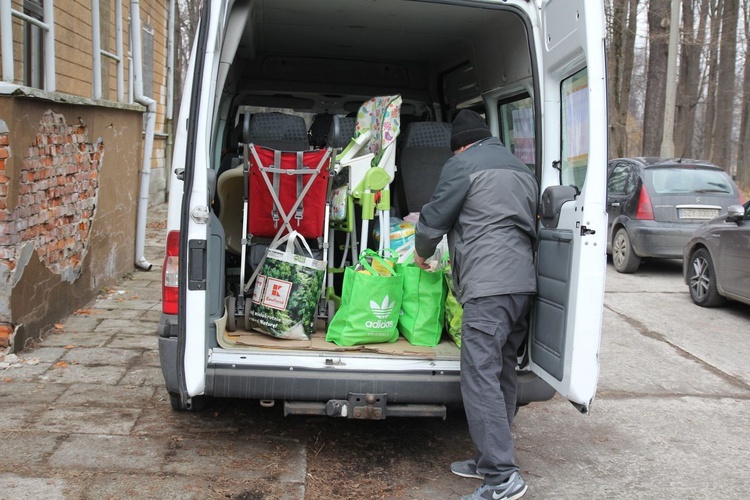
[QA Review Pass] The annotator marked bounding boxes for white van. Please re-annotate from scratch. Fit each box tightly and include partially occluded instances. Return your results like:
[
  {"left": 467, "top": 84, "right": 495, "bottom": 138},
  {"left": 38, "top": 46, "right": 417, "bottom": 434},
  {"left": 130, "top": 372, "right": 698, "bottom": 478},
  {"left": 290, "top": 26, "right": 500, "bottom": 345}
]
[{"left": 159, "top": 0, "right": 608, "bottom": 418}]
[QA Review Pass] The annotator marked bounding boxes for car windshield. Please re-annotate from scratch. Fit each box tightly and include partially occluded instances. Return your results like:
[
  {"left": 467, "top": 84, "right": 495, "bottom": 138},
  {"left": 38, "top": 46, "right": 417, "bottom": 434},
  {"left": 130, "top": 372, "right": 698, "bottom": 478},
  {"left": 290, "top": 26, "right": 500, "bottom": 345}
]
[{"left": 649, "top": 167, "right": 735, "bottom": 195}]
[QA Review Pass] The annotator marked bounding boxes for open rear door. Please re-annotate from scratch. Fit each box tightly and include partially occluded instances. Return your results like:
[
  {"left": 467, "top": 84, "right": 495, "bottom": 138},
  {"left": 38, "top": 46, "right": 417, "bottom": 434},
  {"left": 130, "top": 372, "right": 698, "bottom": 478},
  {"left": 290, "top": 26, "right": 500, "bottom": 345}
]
[{"left": 527, "top": 0, "right": 608, "bottom": 413}]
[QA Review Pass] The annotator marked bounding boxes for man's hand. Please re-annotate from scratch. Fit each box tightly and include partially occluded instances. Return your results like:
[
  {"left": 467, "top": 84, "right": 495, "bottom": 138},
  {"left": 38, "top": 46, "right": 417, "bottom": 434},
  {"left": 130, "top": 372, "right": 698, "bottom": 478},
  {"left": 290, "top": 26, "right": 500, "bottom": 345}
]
[{"left": 413, "top": 250, "right": 431, "bottom": 270}]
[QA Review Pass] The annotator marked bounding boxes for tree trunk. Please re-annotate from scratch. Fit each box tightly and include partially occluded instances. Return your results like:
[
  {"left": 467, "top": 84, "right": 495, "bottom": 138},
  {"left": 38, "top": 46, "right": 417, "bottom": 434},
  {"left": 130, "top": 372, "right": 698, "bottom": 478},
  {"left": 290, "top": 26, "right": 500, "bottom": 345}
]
[
  {"left": 608, "top": 0, "right": 640, "bottom": 158},
  {"left": 674, "top": 0, "right": 709, "bottom": 158},
  {"left": 702, "top": 0, "right": 723, "bottom": 159},
  {"left": 735, "top": 0, "right": 750, "bottom": 190},
  {"left": 709, "top": 0, "right": 740, "bottom": 171},
  {"left": 642, "top": 0, "right": 671, "bottom": 156}
]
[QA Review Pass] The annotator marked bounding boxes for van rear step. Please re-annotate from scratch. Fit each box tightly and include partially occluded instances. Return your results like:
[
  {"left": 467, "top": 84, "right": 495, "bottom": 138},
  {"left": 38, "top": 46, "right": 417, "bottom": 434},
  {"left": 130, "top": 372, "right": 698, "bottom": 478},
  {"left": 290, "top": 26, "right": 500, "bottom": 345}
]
[{"left": 284, "top": 397, "right": 447, "bottom": 420}]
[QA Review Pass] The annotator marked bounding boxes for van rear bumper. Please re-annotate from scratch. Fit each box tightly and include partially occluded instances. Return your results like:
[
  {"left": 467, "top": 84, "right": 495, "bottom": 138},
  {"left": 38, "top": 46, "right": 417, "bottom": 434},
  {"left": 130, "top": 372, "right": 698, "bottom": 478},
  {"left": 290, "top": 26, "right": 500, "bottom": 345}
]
[{"left": 203, "top": 357, "right": 554, "bottom": 407}]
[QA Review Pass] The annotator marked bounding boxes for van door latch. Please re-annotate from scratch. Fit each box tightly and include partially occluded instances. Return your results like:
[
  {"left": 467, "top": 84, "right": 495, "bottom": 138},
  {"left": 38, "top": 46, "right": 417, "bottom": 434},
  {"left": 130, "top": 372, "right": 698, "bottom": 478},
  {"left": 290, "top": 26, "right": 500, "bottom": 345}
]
[
  {"left": 580, "top": 225, "right": 596, "bottom": 236},
  {"left": 191, "top": 206, "right": 209, "bottom": 224},
  {"left": 174, "top": 168, "right": 185, "bottom": 180}
]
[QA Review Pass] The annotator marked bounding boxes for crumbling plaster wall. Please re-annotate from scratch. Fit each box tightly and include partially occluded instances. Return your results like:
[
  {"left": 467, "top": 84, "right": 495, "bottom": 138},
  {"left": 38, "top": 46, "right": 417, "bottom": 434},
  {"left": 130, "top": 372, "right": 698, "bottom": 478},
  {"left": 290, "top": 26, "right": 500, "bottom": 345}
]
[{"left": 0, "top": 97, "right": 142, "bottom": 351}]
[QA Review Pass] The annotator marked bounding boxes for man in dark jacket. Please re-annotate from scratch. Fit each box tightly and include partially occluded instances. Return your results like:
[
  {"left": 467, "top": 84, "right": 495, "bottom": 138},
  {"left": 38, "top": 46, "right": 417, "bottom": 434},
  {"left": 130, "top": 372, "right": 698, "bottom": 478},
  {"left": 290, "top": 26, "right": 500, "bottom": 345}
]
[{"left": 414, "top": 109, "right": 538, "bottom": 500}]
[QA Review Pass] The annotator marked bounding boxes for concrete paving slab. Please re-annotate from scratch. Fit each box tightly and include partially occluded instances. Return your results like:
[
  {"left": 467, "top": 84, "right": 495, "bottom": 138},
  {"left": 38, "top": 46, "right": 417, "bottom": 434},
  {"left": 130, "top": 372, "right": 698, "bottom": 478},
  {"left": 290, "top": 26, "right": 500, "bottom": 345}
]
[
  {"left": 135, "top": 349, "right": 161, "bottom": 367},
  {"left": 105, "top": 333, "right": 159, "bottom": 350},
  {"left": 118, "top": 366, "right": 165, "bottom": 387},
  {"left": 607, "top": 292, "right": 750, "bottom": 387},
  {"left": 85, "top": 307, "right": 152, "bottom": 320},
  {"left": 41, "top": 364, "right": 127, "bottom": 385},
  {"left": 132, "top": 406, "right": 243, "bottom": 436},
  {"left": 513, "top": 396, "right": 750, "bottom": 498},
  {"left": 95, "top": 319, "right": 159, "bottom": 336},
  {"left": 0, "top": 431, "right": 61, "bottom": 466},
  {"left": 81, "top": 473, "right": 257, "bottom": 500},
  {"left": 14, "top": 347, "right": 67, "bottom": 363},
  {"left": 39, "top": 331, "right": 113, "bottom": 348},
  {"left": 60, "top": 346, "right": 142, "bottom": 367},
  {"left": 0, "top": 404, "right": 51, "bottom": 431},
  {"left": 48, "top": 434, "right": 165, "bottom": 472},
  {"left": 161, "top": 433, "right": 306, "bottom": 482},
  {"left": 92, "top": 298, "right": 158, "bottom": 311},
  {"left": 0, "top": 360, "right": 53, "bottom": 381},
  {"left": 0, "top": 474, "right": 73, "bottom": 499},
  {"left": 140, "top": 309, "right": 163, "bottom": 322},
  {"left": 59, "top": 384, "right": 156, "bottom": 408},
  {"left": 54, "top": 315, "right": 102, "bottom": 333},
  {"left": 0, "top": 381, "right": 67, "bottom": 404},
  {"left": 598, "top": 309, "right": 750, "bottom": 397},
  {"left": 33, "top": 407, "right": 140, "bottom": 435}
]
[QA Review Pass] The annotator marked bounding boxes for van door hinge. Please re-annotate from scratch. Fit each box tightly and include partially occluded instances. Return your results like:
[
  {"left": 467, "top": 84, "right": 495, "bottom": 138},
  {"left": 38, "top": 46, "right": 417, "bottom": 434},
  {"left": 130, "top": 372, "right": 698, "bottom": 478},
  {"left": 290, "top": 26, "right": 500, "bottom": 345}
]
[
  {"left": 191, "top": 206, "right": 209, "bottom": 224},
  {"left": 188, "top": 239, "right": 207, "bottom": 291},
  {"left": 174, "top": 168, "right": 185, "bottom": 180}
]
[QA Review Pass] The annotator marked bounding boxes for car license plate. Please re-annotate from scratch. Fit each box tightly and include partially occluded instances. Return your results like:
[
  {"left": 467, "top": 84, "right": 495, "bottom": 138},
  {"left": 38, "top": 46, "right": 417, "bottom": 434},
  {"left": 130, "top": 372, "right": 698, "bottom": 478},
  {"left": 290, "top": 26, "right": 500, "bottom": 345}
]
[{"left": 679, "top": 208, "right": 718, "bottom": 219}]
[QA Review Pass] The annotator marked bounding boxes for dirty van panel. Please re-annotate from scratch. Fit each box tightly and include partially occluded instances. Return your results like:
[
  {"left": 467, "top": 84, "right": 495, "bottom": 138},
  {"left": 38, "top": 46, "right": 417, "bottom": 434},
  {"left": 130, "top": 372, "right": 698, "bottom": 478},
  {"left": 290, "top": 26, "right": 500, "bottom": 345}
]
[{"left": 162, "top": 0, "right": 607, "bottom": 416}]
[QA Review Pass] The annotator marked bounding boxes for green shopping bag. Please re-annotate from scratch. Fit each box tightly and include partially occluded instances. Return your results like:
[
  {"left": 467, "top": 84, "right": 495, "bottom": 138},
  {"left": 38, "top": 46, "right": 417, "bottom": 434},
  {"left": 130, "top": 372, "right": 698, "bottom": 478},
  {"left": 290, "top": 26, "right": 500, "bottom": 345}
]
[
  {"left": 442, "top": 253, "right": 463, "bottom": 348},
  {"left": 326, "top": 250, "right": 403, "bottom": 346},
  {"left": 396, "top": 263, "right": 446, "bottom": 346}
]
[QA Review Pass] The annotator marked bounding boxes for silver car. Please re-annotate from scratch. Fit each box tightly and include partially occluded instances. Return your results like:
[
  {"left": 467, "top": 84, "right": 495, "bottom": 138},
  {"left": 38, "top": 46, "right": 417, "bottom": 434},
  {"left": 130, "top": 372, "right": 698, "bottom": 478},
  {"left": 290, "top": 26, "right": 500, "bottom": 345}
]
[{"left": 683, "top": 201, "right": 750, "bottom": 307}]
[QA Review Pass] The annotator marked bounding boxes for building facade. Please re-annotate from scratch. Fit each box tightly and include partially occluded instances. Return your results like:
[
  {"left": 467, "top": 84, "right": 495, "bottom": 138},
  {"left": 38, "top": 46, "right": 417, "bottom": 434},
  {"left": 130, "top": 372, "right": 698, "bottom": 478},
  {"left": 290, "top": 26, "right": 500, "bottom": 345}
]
[{"left": 0, "top": 0, "right": 173, "bottom": 350}]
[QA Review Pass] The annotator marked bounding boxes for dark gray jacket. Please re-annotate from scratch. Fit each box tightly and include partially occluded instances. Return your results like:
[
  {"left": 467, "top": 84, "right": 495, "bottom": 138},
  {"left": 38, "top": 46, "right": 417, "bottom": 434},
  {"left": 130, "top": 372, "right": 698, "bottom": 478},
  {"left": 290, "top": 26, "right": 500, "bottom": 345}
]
[{"left": 415, "top": 137, "right": 538, "bottom": 304}]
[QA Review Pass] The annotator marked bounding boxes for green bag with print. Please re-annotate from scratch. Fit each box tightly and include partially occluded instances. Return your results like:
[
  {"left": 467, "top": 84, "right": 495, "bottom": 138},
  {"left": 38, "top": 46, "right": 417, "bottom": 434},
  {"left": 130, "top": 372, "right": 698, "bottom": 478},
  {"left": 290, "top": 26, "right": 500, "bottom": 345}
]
[{"left": 326, "top": 250, "right": 403, "bottom": 346}]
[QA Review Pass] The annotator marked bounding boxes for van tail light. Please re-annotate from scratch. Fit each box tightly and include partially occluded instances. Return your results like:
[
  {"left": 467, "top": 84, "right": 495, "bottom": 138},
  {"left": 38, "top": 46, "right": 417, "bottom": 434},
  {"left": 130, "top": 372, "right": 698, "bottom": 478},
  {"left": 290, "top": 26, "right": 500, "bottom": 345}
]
[
  {"left": 636, "top": 187, "right": 654, "bottom": 220},
  {"left": 162, "top": 230, "right": 180, "bottom": 314}
]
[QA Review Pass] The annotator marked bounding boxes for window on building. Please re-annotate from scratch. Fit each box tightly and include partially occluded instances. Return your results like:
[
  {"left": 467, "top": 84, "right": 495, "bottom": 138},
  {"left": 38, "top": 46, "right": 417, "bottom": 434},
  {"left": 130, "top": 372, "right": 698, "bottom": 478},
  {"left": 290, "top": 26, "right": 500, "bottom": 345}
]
[{"left": 23, "top": 0, "right": 45, "bottom": 88}]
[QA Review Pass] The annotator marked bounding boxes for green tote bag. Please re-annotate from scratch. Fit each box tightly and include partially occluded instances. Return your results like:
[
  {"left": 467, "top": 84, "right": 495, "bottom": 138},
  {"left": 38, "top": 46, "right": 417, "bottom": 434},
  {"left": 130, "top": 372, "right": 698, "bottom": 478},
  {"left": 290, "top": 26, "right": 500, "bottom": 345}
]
[
  {"left": 326, "top": 250, "right": 403, "bottom": 346},
  {"left": 396, "top": 263, "right": 446, "bottom": 346}
]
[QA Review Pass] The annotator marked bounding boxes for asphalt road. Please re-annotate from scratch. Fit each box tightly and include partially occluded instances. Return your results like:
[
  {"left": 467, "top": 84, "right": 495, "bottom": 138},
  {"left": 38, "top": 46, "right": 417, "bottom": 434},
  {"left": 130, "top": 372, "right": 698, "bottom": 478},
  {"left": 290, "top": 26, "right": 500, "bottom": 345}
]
[{"left": 2, "top": 251, "right": 749, "bottom": 499}]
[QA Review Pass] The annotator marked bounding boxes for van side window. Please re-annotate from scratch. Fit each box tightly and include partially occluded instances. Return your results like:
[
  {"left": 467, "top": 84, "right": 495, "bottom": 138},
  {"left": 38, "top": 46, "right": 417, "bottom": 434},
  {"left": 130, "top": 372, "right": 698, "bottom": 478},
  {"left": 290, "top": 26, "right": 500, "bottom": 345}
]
[
  {"left": 498, "top": 95, "right": 535, "bottom": 170},
  {"left": 560, "top": 68, "right": 589, "bottom": 190}
]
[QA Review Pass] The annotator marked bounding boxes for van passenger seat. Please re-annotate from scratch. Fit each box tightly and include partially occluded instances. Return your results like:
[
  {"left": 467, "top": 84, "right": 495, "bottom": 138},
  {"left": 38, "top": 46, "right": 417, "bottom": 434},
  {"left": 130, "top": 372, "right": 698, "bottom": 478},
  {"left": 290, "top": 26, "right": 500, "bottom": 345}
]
[
  {"left": 397, "top": 122, "right": 453, "bottom": 215},
  {"left": 246, "top": 112, "right": 309, "bottom": 151},
  {"left": 327, "top": 116, "right": 357, "bottom": 149}
]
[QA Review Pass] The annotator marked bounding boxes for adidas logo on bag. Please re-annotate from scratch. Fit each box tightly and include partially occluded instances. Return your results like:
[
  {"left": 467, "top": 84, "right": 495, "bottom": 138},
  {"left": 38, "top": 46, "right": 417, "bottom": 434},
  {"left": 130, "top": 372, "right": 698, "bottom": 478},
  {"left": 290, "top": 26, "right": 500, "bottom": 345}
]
[{"left": 366, "top": 296, "right": 395, "bottom": 329}]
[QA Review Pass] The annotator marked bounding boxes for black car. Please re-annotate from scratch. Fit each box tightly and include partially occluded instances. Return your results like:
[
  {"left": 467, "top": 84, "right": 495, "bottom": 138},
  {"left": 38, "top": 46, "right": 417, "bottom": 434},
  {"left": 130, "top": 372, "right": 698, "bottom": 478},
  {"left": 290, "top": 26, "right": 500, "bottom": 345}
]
[
  {"left": 683, "top": 201, "right": 750, "bottom": 307},
  {"left": 606, "top": 158, "right": 741, "bottom": 273}
]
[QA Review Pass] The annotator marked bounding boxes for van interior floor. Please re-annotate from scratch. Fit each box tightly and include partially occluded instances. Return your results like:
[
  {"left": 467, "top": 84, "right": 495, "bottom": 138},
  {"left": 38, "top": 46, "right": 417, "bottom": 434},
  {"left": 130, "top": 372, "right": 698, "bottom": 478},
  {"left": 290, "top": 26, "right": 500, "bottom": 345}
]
[{"left": 216, "top": 322, "right": 460, "bottom": 359}]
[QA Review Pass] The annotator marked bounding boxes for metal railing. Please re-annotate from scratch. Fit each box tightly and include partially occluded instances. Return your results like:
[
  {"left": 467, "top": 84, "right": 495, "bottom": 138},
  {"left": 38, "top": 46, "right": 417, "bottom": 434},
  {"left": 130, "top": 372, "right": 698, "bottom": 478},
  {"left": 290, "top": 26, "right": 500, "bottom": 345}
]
[{"left": 0, "top": 0, "right": 56, "bottom": 91}]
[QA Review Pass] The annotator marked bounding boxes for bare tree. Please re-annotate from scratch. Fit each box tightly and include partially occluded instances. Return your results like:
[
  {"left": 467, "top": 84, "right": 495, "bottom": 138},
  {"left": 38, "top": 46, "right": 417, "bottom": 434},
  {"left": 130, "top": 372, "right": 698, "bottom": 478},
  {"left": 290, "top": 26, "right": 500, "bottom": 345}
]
[
  {"left": 173, "top": 0, "right": 202, "bottom": 119},
  {"left": 736, "top": 0, "right": 750, "bottom": 189},
  {"left": 701, "top": 0, "right": 723, "bottom": 159},
  {"left": 608, "top": 0, "right": 641, "bottom": 158},
  {"left": 709, "top": 0, "right": 740, "bottom": 171},
  {"left": 642, "top": 0, "right": 671, "bottom": 156},
  {"left": 674, "top": 0, "right": 709, "bottom": 158}
]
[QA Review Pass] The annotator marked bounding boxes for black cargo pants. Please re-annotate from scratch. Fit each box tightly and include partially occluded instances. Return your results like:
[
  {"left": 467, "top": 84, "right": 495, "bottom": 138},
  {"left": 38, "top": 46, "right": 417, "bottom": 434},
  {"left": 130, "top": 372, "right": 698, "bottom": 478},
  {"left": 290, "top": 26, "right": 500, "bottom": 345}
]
[{"left": 460, "top": 293, "right": 532, "bottom": 486}]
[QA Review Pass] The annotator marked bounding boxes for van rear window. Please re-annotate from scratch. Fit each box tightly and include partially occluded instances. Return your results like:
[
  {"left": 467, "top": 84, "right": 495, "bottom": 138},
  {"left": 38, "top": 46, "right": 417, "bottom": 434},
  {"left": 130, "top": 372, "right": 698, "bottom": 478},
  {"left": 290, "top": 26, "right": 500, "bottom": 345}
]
[{"left": 649, "top": 168, "right": 735, "bottom": 195}]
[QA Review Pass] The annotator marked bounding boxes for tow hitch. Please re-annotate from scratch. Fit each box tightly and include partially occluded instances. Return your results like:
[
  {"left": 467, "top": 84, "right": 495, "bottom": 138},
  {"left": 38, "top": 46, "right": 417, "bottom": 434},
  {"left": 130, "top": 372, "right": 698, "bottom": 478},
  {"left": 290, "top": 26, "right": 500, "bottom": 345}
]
[{"left": 283, "top": 393, "right": 447, "bottom": 419}]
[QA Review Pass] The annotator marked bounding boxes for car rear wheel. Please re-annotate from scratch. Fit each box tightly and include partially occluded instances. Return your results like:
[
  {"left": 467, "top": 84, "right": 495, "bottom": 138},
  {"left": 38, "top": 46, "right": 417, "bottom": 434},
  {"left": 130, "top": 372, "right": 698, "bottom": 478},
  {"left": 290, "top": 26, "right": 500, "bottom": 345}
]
[
  {"left": 688, "top": 248, "right": 725, "bottom": 307},
  {"left": 612, "top": 228, "right": 640, "bottom": 273}
]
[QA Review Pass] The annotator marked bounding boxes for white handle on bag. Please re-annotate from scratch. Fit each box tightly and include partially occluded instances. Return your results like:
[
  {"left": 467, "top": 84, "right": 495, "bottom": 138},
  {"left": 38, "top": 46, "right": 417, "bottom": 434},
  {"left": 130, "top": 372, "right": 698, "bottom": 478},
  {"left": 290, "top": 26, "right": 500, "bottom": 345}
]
[{"left": 271, "top": 230, "right": 315, "bottom": 258}]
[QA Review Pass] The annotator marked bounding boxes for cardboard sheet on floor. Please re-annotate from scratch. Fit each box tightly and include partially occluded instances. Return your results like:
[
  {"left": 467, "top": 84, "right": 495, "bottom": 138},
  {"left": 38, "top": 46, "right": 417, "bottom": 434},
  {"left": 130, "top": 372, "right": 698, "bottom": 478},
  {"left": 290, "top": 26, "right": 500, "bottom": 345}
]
[{"left": 215, "top": 306, "right": 458, "bottom": 358}]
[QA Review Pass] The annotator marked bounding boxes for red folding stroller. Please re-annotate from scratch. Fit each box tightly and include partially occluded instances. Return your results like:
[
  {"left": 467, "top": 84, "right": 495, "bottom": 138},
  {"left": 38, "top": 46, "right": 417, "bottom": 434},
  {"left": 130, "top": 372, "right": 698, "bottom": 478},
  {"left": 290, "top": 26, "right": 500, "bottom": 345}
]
[{"left": 226, "top": 114, "right": 332, "bottom": 331}]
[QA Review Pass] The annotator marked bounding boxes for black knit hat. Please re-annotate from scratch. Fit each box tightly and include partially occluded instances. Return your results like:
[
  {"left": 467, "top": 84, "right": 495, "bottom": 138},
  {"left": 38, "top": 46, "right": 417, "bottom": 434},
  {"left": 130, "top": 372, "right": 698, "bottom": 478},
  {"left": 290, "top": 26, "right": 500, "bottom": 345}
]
[{"left": 450, "top": 109, "right": 492, "bottom": 151}]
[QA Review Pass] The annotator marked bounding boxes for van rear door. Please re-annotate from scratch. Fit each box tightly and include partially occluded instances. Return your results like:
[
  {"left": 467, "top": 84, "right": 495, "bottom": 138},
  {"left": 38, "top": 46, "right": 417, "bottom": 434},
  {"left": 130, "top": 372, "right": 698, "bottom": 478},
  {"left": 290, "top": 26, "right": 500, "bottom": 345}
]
[{"left": 527, "top": 0, "right": 608, "bottom": 413}]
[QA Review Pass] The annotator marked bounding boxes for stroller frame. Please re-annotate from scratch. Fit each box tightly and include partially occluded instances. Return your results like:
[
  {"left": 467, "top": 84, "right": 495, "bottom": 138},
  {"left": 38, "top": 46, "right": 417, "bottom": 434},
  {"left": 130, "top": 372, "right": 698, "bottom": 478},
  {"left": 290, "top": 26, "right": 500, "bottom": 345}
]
[{"left": 227, "top": 116, "right": 332, "bottom": 332}]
